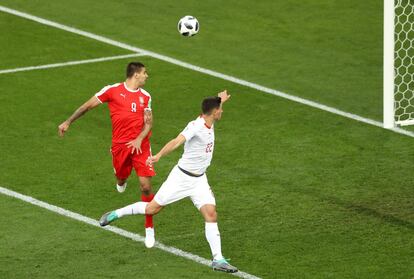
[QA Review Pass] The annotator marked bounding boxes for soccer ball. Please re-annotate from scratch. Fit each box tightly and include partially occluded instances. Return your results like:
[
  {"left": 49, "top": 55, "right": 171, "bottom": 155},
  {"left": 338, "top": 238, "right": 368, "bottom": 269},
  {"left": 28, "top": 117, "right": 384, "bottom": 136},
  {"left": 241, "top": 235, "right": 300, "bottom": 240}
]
[{"left": 178, "top": 15, "right": 199, "bottom": 37}]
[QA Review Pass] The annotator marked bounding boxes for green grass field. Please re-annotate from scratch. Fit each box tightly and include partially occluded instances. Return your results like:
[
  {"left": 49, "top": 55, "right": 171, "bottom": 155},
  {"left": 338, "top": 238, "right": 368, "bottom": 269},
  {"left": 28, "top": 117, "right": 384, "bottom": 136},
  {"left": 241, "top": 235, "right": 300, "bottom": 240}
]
[{"left": 0, "top": 1, "right": 413, "bottom": 278}]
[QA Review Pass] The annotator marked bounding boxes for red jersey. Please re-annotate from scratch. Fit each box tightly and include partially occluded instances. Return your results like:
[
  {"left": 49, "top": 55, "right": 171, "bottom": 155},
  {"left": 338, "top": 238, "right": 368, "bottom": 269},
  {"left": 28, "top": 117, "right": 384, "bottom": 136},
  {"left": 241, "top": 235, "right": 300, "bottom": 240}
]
[{"left": 95, "top": 82, "right": 152, "bottom": 144}]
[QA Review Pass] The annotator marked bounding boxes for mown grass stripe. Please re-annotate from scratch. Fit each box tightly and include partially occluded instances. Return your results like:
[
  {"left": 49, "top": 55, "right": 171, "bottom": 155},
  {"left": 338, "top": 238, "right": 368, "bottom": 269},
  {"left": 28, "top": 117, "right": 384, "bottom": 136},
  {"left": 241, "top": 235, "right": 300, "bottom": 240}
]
[
  {"left": 0, "top": 4, "right": 412, "bottom": 138},
  {"left": 0, "top": 186, "right": 261, "bottom": 279}
]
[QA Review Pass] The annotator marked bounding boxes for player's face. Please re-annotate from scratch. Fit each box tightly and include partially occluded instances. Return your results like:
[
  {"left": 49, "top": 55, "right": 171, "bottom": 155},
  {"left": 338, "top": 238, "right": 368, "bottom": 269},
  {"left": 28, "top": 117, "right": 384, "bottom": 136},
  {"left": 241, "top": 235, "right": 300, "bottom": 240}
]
[
  {"left": 213, "top": 107, "right": 223, "bottom": 120},
  {"left": 135, "top": 68, "right": 148, "bottom": 86}
]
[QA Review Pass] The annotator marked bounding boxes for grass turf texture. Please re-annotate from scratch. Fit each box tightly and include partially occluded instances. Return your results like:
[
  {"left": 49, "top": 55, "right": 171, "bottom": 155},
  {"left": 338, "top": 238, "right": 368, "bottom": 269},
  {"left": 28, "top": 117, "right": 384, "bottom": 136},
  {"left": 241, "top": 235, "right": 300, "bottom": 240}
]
[
  {"left": 0, "top": 195, "right": 230, "bottom": 279},
  {"left": 0, "top": 1, "right": 414, "bottom": 278},
  {"left": 1, "top": 0, "right": 383, "bottom": 121},
  {"left": 0, "top": 12, "right": 126, "bottom": 70}
]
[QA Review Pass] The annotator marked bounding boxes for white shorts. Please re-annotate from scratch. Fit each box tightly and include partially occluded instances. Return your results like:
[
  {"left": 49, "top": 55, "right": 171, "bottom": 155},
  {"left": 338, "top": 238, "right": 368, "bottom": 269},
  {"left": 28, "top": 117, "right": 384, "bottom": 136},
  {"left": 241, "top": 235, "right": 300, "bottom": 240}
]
[{"left": 154, "top": 165, "right": 216, "bottom": 210}]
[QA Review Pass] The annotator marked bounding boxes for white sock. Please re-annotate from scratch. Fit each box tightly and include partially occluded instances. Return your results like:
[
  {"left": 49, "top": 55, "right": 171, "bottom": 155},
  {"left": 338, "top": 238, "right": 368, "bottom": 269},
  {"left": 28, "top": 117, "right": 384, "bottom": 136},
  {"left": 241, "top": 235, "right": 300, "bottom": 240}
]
[
  {"left": 115, "top": 202, "right": 148, "bottom": 218},
  {"left": 205, "top": 222, "right": 224, "bottom": 261}
]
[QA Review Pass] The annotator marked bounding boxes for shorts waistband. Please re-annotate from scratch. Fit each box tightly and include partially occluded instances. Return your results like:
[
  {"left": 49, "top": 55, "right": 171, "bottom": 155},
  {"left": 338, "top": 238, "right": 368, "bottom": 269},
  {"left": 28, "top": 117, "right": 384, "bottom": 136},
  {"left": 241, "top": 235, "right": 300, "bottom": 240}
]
[{"left": 177, "top": 166, "right": 204, "bottom": 177}]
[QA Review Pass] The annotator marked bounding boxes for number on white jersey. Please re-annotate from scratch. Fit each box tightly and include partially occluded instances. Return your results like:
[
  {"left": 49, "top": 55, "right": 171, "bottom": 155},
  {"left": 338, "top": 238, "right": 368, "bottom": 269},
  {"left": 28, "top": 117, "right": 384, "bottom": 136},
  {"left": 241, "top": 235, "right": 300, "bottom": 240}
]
[{"left": 206, "top": 142, "right": 213, "bottom": 153}]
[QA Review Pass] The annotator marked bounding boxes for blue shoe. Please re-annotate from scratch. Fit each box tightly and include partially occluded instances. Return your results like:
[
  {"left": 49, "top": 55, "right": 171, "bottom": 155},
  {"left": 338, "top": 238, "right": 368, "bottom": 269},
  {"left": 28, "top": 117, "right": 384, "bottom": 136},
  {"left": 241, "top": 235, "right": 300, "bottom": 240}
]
[
  {"left": 212, "top": 258, "right": 238, "bottom": 273},
  {"left": 99, "top": 211, "right": 118, "bottom": 226}
]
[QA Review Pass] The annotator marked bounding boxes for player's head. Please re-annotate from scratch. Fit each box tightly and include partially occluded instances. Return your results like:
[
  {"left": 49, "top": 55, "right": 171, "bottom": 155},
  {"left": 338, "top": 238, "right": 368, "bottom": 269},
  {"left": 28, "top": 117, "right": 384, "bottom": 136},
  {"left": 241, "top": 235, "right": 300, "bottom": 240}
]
[
  {"left": 126, "top": 62, "right": 148, "bottom": 86},
  {"left": 202, "top": 96, "right": 223, "bottom": 120}
]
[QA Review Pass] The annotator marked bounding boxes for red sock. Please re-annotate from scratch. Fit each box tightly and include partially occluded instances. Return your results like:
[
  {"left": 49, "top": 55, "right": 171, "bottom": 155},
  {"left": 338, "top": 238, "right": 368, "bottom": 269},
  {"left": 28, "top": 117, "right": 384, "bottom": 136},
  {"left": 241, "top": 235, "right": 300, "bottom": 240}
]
[{"left": 141, "top": 193, "right": 155, "bottom": 228}]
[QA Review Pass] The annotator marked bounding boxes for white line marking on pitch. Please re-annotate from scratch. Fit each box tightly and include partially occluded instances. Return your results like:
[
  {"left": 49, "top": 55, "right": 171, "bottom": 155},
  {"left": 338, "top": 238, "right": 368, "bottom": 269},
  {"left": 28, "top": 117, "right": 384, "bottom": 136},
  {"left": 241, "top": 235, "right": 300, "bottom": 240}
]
[
  {"left": 0, "top": 5, "right": 412, "bottom": 139},
  {"left": 0, "top": 186, "right": 260, "bottom": 279},
  {"left": 0, "top": 53, "right": 145, "bottom": 75},
  {"left": 0, "top": 5, "right": 414, "bottom": 137},
  {"left": 0, "top": 5, "right": 414, "bottom": 140}
]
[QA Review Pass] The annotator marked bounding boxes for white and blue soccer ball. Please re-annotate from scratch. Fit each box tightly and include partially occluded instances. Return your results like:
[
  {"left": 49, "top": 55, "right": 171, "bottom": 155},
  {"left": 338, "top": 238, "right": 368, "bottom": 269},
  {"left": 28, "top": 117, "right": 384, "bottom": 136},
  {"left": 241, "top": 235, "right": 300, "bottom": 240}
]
[{"left": 178, "top": 15, "right": 199, "bottom": 37}]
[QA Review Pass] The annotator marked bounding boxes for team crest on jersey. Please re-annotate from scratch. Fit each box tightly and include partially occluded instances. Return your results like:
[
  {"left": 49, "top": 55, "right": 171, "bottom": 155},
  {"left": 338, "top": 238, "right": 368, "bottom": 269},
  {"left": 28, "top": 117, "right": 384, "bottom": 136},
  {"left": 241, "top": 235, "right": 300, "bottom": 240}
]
[{"left": 139, "top": 96, "right": 144, "bottom": 107}]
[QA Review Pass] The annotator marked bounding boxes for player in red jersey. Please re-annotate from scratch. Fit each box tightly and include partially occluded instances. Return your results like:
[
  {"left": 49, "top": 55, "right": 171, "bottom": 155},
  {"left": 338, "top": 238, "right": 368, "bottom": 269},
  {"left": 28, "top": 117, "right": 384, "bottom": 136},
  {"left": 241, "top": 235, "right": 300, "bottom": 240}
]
[{"left": 58, "top": 62, "right": 156, "bottom": 248}]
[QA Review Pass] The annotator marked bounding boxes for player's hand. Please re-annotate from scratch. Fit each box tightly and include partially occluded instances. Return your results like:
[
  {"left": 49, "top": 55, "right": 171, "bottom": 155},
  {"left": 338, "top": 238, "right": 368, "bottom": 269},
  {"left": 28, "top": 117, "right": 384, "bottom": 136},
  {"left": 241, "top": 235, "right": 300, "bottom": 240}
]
[
  {"left": 146, "top": 155, "right": 160, "bottom": 166},
  {"left": 58, "top": 121, "right": 70, "bottom": 137},
  {"left": 126, "top": 138, "right": 143, "bottom": 154},
  {"left": 218, "top": 90, "right": 231, "bottom": 103}
]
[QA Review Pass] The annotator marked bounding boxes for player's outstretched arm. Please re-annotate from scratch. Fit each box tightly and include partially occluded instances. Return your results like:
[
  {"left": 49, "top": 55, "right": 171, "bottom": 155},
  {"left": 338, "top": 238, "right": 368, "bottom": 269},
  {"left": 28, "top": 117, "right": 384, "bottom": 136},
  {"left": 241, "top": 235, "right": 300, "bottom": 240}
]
[
  {"left": 58, "top": 96, "right": 101, "bottom": 137},
  {"left": 146, "top": 134, "right": 186, "bottom": 165}
]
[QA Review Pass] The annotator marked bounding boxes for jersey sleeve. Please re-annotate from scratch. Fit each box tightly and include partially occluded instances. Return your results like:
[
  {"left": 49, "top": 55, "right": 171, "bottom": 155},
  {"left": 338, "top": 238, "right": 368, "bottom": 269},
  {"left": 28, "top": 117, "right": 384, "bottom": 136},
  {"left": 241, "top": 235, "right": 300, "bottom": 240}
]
[
  {"left": 180, "top": 121, "right": 201, "bottom": 141},
  {"left": 140, "top": 89, "right": 152, "bottom": 111},
  {"left": 95, "top": 85, "right": 113, "bottom": 103},
  {"left": 145, "top": 96, "right": 152, "bottom": 111}
]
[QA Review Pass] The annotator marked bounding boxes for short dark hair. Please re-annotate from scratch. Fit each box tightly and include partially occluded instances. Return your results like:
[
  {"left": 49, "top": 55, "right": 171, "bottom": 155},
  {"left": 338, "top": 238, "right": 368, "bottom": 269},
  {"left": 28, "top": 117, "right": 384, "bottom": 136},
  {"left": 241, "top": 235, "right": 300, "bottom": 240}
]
[
  {"left": 126, "top": 62, "right": 145, "bottom": 78},
  {"left": 202, "top": 96, "right": 221, "bottom": 114}
]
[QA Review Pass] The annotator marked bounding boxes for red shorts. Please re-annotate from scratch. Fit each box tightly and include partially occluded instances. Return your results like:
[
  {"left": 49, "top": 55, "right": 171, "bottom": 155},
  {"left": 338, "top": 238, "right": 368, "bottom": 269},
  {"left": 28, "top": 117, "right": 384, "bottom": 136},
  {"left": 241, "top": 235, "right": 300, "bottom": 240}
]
[{"left": 110, "top": 139, "right": 156, "bottom": 179}]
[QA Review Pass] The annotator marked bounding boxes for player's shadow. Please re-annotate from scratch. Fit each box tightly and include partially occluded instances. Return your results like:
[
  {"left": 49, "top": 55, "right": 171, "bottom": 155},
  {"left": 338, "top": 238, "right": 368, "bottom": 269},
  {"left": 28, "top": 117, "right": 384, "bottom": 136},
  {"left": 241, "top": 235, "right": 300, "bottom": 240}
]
[{"left": 296, "top": 187, "right": 414, "bottom": 231}]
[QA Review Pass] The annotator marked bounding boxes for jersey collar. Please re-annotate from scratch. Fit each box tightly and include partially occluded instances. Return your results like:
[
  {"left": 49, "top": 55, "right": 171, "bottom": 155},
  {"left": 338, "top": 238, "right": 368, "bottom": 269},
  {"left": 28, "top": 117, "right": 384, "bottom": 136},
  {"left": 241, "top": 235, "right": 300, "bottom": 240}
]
[
  {"left": 199, "top": 115, "right": 213, "bottom": 129},
  {"left": 123, "top": 82, "right": 140, "bottom": 93}
]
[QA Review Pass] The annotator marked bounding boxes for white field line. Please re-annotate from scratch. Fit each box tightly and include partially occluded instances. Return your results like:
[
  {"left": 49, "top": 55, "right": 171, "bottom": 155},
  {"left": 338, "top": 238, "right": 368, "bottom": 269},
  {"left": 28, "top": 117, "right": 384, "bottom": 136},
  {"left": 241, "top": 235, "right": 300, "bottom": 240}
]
[
  {"left": 0, "top": 53, "right": 145, "bottom": 75},
  {"left": 0, "top": 186, "right": 260, "bottom": 279},
  {"left": 0, "top": 4, "right": 413, "bottom": 139}
]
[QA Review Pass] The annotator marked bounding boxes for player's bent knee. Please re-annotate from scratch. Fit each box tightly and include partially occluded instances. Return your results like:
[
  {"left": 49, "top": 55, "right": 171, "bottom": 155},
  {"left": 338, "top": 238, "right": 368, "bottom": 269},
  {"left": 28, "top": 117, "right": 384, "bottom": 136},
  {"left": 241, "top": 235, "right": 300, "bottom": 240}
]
[
  {"left": 206, "top": 211, "right": 217, "bottom": 222},
  {"left": 140, "top": 184, "right": 152, "bottom": 193},
  {"left": 139, "top": 180, "right": 152, "bottom": 194},
  {"left": 200, "top": 205, "right": 217, "bottom": 222},
  {"left": 145, "top": 201, "right": 163, "bottom": 215}
]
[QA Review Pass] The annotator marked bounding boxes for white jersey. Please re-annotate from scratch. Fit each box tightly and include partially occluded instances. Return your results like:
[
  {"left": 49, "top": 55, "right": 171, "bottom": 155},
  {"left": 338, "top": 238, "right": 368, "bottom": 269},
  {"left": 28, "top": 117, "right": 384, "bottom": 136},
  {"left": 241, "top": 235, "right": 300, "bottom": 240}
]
[{"left": 178, "top": 116, "right": 215, "bottom": 174}]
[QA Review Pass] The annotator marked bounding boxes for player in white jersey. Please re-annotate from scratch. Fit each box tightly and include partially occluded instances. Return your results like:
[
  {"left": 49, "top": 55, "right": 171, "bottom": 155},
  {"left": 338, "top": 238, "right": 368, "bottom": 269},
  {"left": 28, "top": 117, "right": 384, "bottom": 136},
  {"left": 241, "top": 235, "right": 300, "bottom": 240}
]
[{"left": 99, "top": 90, "right": 238, "bottom": 273}]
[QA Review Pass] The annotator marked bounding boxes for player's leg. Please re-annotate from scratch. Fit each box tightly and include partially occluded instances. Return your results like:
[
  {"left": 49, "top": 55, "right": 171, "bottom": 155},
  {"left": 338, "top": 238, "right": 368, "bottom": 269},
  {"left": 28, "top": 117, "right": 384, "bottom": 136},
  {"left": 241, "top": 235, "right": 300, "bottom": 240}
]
[
  {"left": 199, "top": 205, "right": 223, "bottom": 262},
  {"left": 99, "top": 199, "right": 163, "bottom": 226},
  {"left": 99, "top": 168, "right": 184, "bottom": 226},
  {"left": 139, "top": 177, "right": 155, "bottom": 223},
  {"left": 138, "top": 176, "right": 156, "bottom": 248},
  {"left": 133, "top": 142, "right": 156, "bottom": 247},
  {"left": 192, "top": 177, "right": 238, "bottom": 273},
  {"left": 111, "top": 145, "right": 132, "bottom": 193},
  {"left": 117, "top": 199, "right": 163, "bottom": 217},
  {"left": 100, "top": 165, "right": 191, "bottom": 242}
]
